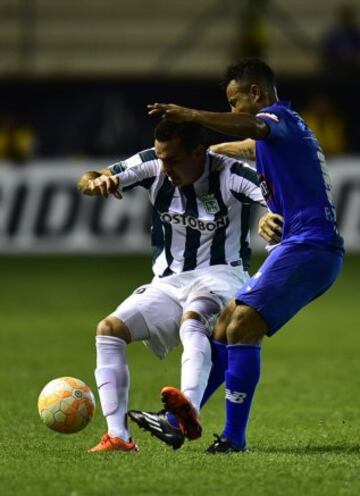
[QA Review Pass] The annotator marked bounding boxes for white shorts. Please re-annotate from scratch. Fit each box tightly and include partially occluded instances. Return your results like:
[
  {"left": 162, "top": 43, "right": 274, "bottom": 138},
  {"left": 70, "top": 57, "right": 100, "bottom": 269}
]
[{"left": 111, "top": 264, "right": 249, "bottom": 358}]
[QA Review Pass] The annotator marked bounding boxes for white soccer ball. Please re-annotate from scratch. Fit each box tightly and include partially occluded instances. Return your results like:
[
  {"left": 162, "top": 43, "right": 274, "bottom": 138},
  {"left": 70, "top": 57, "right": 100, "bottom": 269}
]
[{"left": 38, "top": 377, "right": 96, "bottom": 433}]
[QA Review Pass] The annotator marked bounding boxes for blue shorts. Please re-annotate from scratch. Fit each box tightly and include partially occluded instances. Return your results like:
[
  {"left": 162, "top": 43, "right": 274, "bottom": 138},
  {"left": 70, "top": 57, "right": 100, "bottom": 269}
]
[{"left": 235, "top": 242, "right": 344, "bottom": 336}]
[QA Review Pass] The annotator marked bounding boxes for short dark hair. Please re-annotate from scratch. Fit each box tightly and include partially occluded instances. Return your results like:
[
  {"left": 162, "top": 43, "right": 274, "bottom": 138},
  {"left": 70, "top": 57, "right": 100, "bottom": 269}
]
[
  {"left": 223, "top": 58, "right": 276, "bottom": 92},
  {"left": 154, "top": 120, "right": 207, "bottom": 151}
]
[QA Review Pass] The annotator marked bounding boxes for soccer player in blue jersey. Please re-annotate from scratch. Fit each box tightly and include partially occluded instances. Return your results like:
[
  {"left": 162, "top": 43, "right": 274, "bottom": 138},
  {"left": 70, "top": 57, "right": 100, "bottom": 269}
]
[{"left": 148, "top": 58, "right": 345, "bottom": 453}]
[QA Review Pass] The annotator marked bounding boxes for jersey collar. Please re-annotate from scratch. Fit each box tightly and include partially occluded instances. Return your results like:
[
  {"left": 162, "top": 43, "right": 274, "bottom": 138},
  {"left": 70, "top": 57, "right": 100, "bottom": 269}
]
[
  {"left": 260, "top": 100, "right": 291, "bottom": 112},
  {"left": 193, "top": 153, "right": 210, "bottom": 186}
]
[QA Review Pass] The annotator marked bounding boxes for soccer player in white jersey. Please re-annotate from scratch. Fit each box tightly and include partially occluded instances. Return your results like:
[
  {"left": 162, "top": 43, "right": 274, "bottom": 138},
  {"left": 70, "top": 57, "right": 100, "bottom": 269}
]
[{"left": 78, "top": 120, "right": 269, "bottom": 453}]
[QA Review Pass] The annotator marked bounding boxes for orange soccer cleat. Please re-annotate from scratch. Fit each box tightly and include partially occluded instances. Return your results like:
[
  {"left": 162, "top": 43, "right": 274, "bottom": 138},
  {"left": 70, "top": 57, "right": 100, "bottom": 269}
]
[
  {"left": 160, "top": 386, "right": 202, "bottom": 441},
  {"left": 88, "top": 434, "right": 139, "bottom": 453}
]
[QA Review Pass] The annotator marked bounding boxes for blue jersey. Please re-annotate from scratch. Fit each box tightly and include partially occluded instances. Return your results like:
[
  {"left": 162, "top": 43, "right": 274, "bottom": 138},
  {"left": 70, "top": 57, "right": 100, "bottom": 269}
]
[{"left": 255, "top": 101, "right": 344, "bottom": 253}]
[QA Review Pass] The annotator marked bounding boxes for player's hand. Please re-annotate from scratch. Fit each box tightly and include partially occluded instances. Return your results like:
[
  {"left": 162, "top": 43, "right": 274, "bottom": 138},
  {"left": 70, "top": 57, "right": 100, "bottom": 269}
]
[
  {"left": 78, "top": 171, "right": 102, "bottom": 195},
  {"left": 147, "top": 103, "right": 197, "bottom": 122},
  {"left": 258, "top": 212, "right": 284, "bottom": 244},
  {"left": 88, "top": 175, "right": 122, "bottom": 199}
]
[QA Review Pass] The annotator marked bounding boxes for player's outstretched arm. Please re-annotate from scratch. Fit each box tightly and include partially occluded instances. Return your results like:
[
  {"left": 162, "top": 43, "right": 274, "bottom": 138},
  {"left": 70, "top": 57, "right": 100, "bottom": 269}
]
[
  {"left": 258, "top": 212, "right": 284, "bottom": 244},
  {"left": 210, "top": 139, "right": 256, "bottom": 160},
  {"left": 147, "top": 103, "right": 268, "bottom": 140}
]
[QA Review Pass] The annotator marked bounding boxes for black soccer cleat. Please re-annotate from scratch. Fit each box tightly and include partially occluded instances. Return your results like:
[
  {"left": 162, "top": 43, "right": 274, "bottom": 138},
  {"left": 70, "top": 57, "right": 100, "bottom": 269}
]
[
  {"left": 128, "top": 409, "right": 185, "bottom": 450},
  {"left": 206, "top": 434, "right": 247, "bottom": 454}
]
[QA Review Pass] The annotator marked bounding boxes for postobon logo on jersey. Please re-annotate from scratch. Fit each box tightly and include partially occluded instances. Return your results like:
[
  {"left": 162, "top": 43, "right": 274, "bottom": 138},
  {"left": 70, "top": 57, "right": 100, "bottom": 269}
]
[{"left": 160, "top": 212, "right": 229, "bottom": 232}]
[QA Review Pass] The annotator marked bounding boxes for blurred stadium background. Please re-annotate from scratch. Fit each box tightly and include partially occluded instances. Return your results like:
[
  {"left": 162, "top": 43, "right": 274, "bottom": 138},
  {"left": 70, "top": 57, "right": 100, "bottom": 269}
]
[
  {"left": 0, "top": 1, "right": 359, "bottom": 495},
  {"left": 0, "top": 0, "right": 359, "bottom": 254}
]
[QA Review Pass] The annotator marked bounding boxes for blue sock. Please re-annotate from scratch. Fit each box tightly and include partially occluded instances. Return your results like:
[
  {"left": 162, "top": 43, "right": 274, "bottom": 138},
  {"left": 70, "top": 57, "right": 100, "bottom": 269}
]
[
  {"left": 200, "top": 339, "right": 228, "bottom": 408},
  {"left": 223, "top": 344, "right": 261, "bottom": 449},
  {"left": 167, "top": 411, "right": 180, "bottom": 428}
]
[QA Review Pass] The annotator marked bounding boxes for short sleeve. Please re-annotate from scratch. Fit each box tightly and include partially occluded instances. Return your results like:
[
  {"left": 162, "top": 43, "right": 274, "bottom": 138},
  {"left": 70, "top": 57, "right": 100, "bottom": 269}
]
[{"left": 256, "top": 110, "right": 287, "bottom": 140}]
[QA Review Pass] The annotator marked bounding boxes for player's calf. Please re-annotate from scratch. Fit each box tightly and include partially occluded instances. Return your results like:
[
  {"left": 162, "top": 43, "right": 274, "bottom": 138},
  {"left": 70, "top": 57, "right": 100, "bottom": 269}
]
[{"left": 179, "top": 315, "right": 212, "bottom": 414}]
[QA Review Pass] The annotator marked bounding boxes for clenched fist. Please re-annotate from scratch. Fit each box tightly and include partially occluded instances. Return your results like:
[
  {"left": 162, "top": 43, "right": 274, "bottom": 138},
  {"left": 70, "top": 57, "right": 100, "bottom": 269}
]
[
  {"left": 258, "top": 212, "right": 284, "bottom": 244},
  {"left": 88, "top": 175, "right": 122, "bottom": 199}
]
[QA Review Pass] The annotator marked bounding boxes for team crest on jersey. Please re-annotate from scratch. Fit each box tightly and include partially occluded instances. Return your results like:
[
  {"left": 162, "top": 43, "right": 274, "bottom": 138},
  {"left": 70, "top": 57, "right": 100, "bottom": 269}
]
[{"left": 201, "top": 194, "right": 220, "bottom": 214}]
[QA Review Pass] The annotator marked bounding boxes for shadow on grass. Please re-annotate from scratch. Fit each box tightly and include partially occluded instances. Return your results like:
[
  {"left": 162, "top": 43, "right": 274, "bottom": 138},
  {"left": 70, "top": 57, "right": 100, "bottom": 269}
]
[{"left": 257, "top": 444, "right": 360, "bottom": 455}]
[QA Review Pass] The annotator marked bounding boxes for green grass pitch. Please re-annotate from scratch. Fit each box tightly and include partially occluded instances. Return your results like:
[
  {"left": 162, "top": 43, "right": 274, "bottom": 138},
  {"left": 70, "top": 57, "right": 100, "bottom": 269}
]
[{"left": 0, "top": 255, "right": 359, "bottom": 496}]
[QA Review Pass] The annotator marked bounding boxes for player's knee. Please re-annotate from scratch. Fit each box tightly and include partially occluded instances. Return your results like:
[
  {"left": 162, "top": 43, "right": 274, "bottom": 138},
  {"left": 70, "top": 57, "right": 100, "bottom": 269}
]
[
  {"left": 226, "top": 305, "right": 267, "bottom": 345},
  {"left": 181, "top": 311, "right": 202, "bottom": 324},
  {"left": 96, "top": 318, "right": 114, "bottom": 336},
  {"left": 182, "top": 297, "right": 220, "bottom": 323},
  {"left": 96, "top": 317, "right": 132, "bottom": 343},
  {"left": 180, "top": 312, "right": 209, "bottom": 343}
]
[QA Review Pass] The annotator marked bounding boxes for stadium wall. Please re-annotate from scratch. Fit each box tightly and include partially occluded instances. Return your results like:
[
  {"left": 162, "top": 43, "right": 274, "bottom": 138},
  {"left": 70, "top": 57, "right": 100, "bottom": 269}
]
[
  {"left": 0, "top": 158, "right": 359, "bottom": 254},
  {"left": 1, "top": 77, "right": 359, "bottom": 157}
]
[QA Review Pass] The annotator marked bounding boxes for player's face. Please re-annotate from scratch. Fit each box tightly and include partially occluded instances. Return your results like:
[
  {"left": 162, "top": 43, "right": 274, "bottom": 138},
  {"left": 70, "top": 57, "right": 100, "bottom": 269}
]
[
  {"left": 226, "top": 79, "right": 260, "bottom": 115},
  {"left": 155, "top": 138, "right": 205, "bottom": 187}
]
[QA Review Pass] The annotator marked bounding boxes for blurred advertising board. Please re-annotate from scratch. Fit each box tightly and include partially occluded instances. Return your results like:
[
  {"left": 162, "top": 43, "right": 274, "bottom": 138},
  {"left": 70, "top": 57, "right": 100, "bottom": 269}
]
[{"left": 0, "top": 158, "right": 359, "bottom": 254}]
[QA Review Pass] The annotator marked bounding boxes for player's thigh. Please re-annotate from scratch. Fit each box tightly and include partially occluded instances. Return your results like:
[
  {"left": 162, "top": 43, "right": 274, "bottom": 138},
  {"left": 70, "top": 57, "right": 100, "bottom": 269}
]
[
  {"left": 235, "top": 243, "right": 344, "bottom": 336},
  {"left": 184, "top": 266, "right": 249, "bottom": 337},
  {"left": 185, "top": 265, "right": 248, "bottom": 313},
  {"left": 112, "top": 284, "right": 182, "bottom": 355}
]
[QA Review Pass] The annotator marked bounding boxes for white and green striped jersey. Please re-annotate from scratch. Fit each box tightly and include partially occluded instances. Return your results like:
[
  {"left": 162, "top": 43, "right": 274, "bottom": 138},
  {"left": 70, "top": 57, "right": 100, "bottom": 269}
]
[{"left": 109, "top": 148, "right": 265, "bottom": 277}]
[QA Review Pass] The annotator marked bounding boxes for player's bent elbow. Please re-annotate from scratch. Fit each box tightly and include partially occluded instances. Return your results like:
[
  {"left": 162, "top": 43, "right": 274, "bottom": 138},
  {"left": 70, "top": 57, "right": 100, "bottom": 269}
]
[{"left": 254, "top": 120, "right": 270, "bottom": 140}]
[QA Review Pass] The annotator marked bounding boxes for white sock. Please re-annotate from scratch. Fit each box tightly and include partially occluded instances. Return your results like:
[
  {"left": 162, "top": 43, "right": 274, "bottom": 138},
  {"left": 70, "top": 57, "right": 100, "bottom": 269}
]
[
  {"left": 94, "top": 335, "right": 130, "bottom": 441},
  {"left": 180, "top": 319, "right": 212, "bottom": 414}
]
